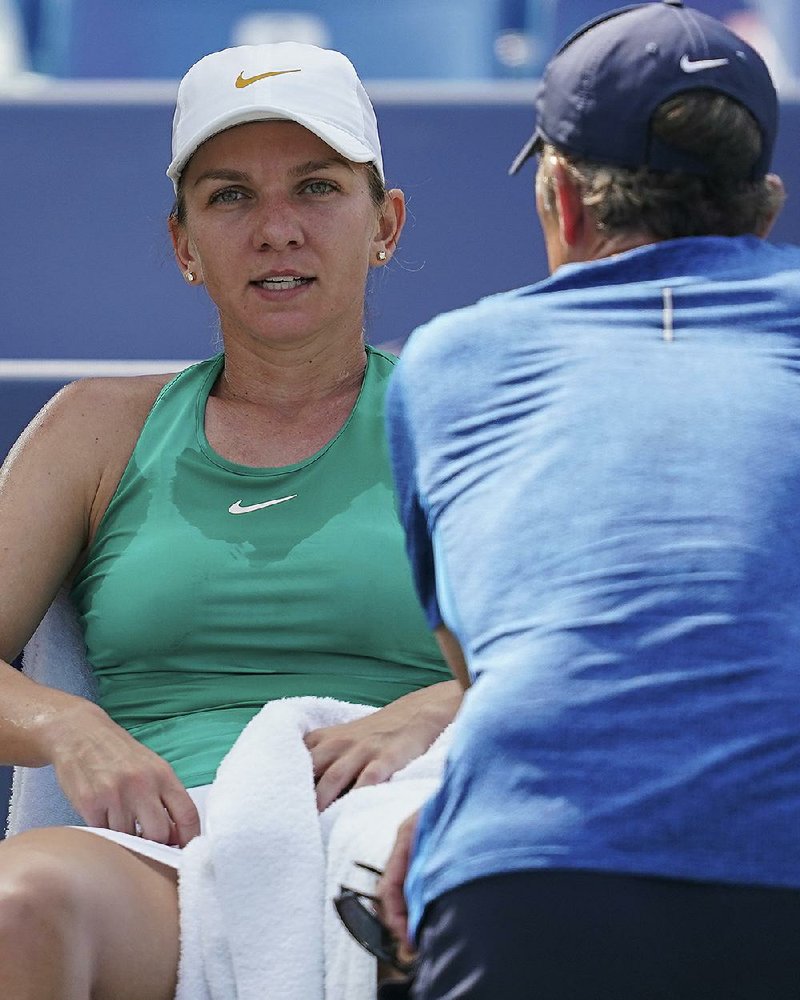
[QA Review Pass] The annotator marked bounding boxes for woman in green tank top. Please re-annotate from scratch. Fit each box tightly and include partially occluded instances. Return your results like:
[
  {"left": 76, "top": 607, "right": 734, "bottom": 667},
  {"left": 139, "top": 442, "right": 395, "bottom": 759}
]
[{"left": 0, "top": 42, "right": 459, "bottom": 998}]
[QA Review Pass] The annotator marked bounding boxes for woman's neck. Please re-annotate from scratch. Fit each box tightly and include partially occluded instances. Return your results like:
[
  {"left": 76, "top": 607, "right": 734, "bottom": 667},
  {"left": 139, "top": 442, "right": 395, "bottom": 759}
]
[
  {"left": 215, "top": 334, "right": 368, "bottom": 413},
  {"left": 204, "top": 333, "right": 369, "bottom": 467}
]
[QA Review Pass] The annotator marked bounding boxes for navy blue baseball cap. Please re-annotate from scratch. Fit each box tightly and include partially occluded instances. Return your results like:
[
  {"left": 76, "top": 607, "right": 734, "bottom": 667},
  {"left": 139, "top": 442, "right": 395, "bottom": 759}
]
[{"left": 509, "top": 0, "right": 778, "bottom": 179}]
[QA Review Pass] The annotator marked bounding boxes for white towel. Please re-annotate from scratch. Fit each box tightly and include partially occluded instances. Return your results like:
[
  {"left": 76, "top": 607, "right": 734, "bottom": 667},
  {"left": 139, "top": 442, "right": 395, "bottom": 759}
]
[
  {"left": 321, "top": 732, "right": 449, "bottom": 1000},
  {"left": 176, "top": 696, "right": 447, "bottom": 1000}
]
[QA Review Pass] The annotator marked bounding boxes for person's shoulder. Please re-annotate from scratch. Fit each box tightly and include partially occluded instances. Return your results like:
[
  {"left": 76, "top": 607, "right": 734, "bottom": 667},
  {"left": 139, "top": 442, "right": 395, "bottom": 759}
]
[
  {"left": 754, "top": 237, "right": 800, "bottom": 272},
  {"left": 0, "top": 371, "right": 184, "bottom": 586},
  {"left": 400, "top": 286, "right": 539, "bottom": 370},
  {"left": 8, "top": 371, "right": 179, "bottom": 474},
  {"left": 51, "top": 356, "right": 215, "bottom": 415},
  {"left": 45, "top": 371, "right": 175, "bottom": 430},
  {"left": 61, "top": 370, "right": 176, "bottom": 404}
]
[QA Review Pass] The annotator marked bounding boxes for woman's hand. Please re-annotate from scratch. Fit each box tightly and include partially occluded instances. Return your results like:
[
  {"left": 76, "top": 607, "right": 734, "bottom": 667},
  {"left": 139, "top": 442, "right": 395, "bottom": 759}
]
[
  {"left": 377, "top": 809, "right": 420, "bottom": 953},
  {"left": 303, "top": 680, "right": 461, "bottom": 811},
  {"left": 44, "top": 698, "right": 201, "bottom": 847}
]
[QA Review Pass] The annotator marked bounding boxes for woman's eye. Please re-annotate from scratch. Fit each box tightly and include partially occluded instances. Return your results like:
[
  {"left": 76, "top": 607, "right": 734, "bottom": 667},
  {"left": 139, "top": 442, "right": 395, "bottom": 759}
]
[
  {"left": 209, "top": 187, "right": 245, "bottom": 205},
  {"left": 303, "top": 179, "right": 337, "bottom": 196}
]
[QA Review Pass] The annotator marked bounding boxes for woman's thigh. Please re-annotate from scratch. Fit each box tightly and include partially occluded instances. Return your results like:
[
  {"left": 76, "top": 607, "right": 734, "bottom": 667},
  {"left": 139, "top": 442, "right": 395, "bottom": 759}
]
[
  {"left": 412, "top": 869, "right": 800, "bottom": 1000},
  {"left": 0, "top": 827, "right": 179, "bottom": 1000}
]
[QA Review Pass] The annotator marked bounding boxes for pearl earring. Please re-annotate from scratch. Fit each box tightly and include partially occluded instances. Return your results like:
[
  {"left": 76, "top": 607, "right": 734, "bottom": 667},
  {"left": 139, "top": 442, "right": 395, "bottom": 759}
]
[
  {"left": 185, "top": 270, "right": 196, "bottom": 283},
  {"left": 376, "top": 250, "right": 387, "bottom": 262}
]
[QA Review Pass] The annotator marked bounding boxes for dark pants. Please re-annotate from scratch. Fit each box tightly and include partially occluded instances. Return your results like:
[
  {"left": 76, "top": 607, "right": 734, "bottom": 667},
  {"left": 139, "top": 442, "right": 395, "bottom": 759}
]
[{"left": 411, "top": 869, "right": 800, "bottom": 1000}]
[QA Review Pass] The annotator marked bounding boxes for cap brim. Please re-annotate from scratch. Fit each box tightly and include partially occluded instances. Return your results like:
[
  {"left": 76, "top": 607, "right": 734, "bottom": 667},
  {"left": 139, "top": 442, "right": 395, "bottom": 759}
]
[{"left": 508, "top": 132, "right": 544, "bottom": 176}]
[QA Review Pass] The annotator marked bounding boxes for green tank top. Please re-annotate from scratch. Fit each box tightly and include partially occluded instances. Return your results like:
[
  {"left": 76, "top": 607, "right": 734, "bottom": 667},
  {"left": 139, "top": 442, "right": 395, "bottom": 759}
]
[{"left": 71, "top": 348, "right": 447, "bottom": 787}]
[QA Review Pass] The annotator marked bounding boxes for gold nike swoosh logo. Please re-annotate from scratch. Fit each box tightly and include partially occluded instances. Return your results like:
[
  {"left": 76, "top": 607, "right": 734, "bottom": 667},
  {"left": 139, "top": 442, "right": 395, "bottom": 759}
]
[{"left": 235, "top": 69, "right": 302, "bottom": 89}]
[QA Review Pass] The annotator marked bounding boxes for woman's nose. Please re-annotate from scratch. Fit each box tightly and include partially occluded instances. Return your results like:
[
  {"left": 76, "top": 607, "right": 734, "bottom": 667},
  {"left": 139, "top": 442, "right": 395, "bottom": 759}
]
[{"left": 252, "top": 198, "right": 304, "bottom": 251}]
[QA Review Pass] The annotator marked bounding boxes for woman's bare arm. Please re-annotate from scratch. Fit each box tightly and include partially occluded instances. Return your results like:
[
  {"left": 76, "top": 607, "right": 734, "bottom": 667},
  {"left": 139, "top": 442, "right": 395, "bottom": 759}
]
[{"left": 0, "top": 375, "right": 200, "bottom": 844}]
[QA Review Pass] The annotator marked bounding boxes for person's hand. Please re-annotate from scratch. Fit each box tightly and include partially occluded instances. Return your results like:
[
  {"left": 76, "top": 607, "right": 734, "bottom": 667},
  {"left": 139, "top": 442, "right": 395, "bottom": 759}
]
[
  {"left": 303, "top": 680, "right": 461, "bottom": 811},
  {"left": 45, "top": 699, "right": 201, "bottom": 847},
  {"left": 377, "top": 809, "right": 420, "bottom": 953}
]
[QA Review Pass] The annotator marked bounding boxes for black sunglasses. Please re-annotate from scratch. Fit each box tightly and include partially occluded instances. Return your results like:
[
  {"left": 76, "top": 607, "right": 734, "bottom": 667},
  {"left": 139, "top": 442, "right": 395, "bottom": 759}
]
[{"left": 333, "top": 862, "right": 417, "bottom": 977}]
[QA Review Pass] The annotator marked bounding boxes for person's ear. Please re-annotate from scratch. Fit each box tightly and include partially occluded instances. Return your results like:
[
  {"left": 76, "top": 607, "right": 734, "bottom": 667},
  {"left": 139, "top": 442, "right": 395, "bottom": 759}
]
[
  {"left": 552, "top": 160, "right": 586, "bottom": 249},
  {"left": 168, "top": 214, "right": 203, "bottom": 285},
  {"left": 753, "top": 173, "right": 785, "bottom": 238},
  {"left": 372, "top": 188, "right": 406, "bottom": 266}
]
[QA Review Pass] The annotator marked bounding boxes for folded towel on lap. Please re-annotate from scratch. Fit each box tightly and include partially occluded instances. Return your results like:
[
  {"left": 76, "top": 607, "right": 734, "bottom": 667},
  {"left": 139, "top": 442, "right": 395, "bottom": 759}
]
[{"left": 177, "top": 695, "right": 448, "bottom": 1000}]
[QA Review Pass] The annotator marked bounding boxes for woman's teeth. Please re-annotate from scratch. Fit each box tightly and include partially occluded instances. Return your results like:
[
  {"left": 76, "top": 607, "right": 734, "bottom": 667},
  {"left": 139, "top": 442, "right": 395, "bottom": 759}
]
[{"left": 258, "top": 277, "right": 310, "bottom": 290}]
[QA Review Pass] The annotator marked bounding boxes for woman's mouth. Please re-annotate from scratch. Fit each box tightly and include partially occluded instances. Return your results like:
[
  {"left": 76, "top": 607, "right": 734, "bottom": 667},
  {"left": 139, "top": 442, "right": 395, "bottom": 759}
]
[{"left": 254, "top": 276, "right": 313, "bottom": 291}]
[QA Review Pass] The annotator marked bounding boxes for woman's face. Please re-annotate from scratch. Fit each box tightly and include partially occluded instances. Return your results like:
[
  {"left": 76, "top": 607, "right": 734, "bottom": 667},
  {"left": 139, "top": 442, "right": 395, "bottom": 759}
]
[{"left": 171, "top": 120, "right": 401, "bottom": 350}]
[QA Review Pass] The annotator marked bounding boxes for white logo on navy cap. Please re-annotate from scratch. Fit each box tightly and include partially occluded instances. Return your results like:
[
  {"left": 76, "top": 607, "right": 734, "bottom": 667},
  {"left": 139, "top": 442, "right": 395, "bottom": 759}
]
[{"left": 679, "top": 54, "right": 730, "bottom": 73}]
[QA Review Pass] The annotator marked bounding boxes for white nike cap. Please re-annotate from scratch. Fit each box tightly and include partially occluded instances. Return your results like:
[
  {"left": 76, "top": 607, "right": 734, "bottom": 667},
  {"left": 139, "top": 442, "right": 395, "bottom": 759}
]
[{"left": 167, "top": 41, "right": 384, "bottom": 190}]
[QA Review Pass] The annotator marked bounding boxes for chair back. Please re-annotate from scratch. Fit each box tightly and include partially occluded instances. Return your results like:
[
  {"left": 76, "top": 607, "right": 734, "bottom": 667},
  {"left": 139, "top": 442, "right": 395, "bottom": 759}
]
[{"left": 5, "top": 591, "right": 96, "bottom": 837}]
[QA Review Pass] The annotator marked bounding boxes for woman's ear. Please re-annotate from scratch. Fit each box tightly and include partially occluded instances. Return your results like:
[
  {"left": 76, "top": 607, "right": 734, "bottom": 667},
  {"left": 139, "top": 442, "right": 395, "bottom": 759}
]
[
  {"left": 372, "top": 188, "right": 406, "bottom": 266},
  {"left": 168, "top": 214, "right": 202, "bottom": 284}
]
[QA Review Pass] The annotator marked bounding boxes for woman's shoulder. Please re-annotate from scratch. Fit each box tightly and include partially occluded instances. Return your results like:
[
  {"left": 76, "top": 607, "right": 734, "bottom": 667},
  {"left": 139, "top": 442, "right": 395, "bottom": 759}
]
[
  {"left": 4, "top": 372, "right": 178, "bottom": 546},
  {"left": 57, "top": 357, "right": 217, "bottom": 431},
  {"left": 31, "top": 372, "right": 176, "bottom": 453},
  {"left": 59, "top": 369, "right": 175, "bottom": 406},
  {"left": 0, "top": 373, "right": 182, "bottom": 643}
]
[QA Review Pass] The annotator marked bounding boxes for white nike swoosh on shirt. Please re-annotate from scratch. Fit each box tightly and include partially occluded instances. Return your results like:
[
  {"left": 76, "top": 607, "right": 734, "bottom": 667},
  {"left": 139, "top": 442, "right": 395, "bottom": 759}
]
[
  {"left": 679, "top": 55, "right": 730, "bottom": 73},
  {"left": 228, "top": 495, "right": 297, "bottom": 514}
]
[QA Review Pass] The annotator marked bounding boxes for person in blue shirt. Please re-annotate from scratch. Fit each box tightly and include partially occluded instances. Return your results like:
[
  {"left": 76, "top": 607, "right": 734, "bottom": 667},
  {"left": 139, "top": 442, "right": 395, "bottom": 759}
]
[{"left": 377, "top": 3, "right": 800, "bottom": 997}]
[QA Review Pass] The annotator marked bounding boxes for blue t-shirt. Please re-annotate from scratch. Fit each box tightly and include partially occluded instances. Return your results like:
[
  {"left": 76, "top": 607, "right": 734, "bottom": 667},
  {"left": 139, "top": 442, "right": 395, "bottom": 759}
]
[{"left": 386, "top": 236, "right": 800, "bottom": 937}]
